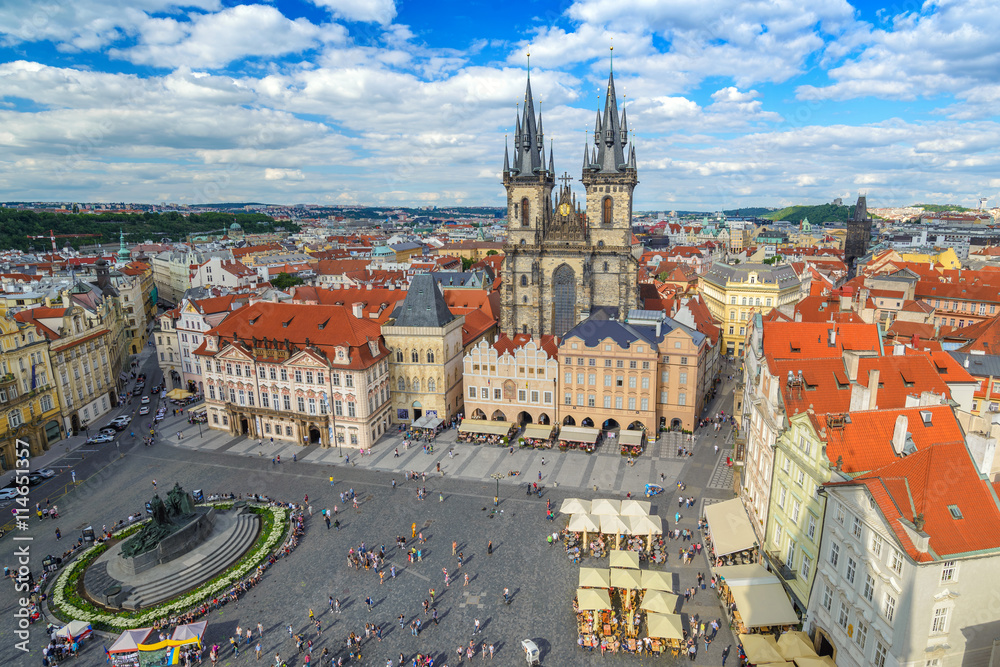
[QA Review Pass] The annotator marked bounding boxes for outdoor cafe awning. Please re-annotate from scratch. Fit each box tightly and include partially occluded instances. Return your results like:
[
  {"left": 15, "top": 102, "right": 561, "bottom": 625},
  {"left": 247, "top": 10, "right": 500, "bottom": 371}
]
[
  {"left": 459, "top": 419, "right": 515, "bottom": 436},
  {"left": 619, "top": 430, "right": 645, "bottom": 446},
  {"left": 165, "top": 388, "right": 193, "bottom": 400},
  {"left": 558, "top": 426, "right": 601, "bottom": 444},
  {"left": 640, "top": 570, "right": 673, "bottom": 592},
  {"left": 523, "top": 423, "right": 555, "bottom": 439},
  {"left": 560, "top": 498, "right": 591, "bottom": 515},
  {"left": 568, "top": 513, "right": 601, "bottom": 533},
  {"left": 739, "top": 634, "right": 785, "bottom": 664},
  {"left": 777, "top": 631, "right": 819, "bottom": 660},
  {"left": 718, "top": 565, "right": 799, "bottom": 628},
  {"left": 577, "top": 588, "right": 612, "bottom": 611},
  {"left": 704, "top": 498, "right": 757, "bottom": 556},
  {"left": 608, "top": 549, "right": 640, "bottom": 569},
  {"left": 620, "top": 499, "right": 651, "bottom": 516},
  {"left": 610, "top": 568, "right": 643, "bottom": 590},
  {"left": 639, "top": 590, "right": 678, "bottom": 614},
  {"left": 600, "top": 514, "right": 631, "bottom": 535},
  {"left": 645, "top": 613, "right": 685, "bottom": 640},
  {"left": 411, "top": 415, "right": 430, "bottom": 428},
  {"left": 579, "top": 568, "right": 611, "bottom": 588}
]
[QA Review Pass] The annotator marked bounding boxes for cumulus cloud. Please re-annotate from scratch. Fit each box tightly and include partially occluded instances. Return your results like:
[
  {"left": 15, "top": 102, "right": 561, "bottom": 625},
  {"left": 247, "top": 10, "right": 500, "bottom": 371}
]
[
  {"left": 311, "top": 0, "right": 397, "bottom": 25},
  {"left": 113, "top": 5, "right": 347, "bottom": 69}
]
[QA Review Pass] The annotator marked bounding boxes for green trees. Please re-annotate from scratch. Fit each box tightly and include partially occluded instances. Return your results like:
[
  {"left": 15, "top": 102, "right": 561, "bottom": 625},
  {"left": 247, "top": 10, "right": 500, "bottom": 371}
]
[{"left": 270, "top": 273, "right": 304, "bottom": 289}]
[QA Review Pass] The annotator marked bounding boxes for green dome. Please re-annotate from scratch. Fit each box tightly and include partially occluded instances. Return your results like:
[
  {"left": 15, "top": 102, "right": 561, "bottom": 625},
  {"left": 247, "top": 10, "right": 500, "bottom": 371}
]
[{"left": 229, "top": 222, "right": 243, "bottom": 231}]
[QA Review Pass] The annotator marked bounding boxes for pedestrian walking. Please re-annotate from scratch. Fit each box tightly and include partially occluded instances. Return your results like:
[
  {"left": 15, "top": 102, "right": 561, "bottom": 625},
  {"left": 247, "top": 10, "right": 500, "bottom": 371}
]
[
  {"left": 257, "top": 622, "right": 264, "bottom": 638},
  {"left": 488, "top": 540, "right": 493, "bottom": 555},
  {"left": 452, "top": 540, "right": 457, "bottom": 555},
  {"left": 464, "top": 573, "right": 469, "bottom": 587},
  {"left": 474, "top": 618, "right": 480, "bottom": 634},
  {"left": 255, "top": 643, "right": 261, "bottom": 660},
  {"left": 366, "top": 595, "right": 374, "bottom": 612}
]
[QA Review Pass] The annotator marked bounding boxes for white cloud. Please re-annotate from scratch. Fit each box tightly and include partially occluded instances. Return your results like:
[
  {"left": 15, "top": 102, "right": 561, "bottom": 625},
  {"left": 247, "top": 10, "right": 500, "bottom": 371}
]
[
  {"left": 114, "top": 5, "right": 346, "bottom": 68},
  {"left": 797, "top": 0, "right": 1000, "bottom": 101},
  {"left": 264, "top": 168, "right": 305, "bottom": 180},
  {"left": 311, "top": 0, "right": 397, "bottom": 25}
]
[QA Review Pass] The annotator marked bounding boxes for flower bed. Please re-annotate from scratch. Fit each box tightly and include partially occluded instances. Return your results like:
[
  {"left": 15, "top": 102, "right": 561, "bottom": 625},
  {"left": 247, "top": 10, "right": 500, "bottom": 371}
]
[{"left": 48, "top": 502, "right": 288, "bottom": 631}]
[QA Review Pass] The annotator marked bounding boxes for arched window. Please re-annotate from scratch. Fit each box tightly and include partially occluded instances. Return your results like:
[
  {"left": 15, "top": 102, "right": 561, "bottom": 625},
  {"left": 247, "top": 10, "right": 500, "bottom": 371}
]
[
  {"left": 755, "top": 298, "right": 761, "bottom": 306},
  {"left": 426, "top": 350, "right": 435, "bottom": 363},
  {"left": 520, "top": 239, "right": 526, "bottom": 246},
  {"left": 412, "top": 378, "right": 420, "bottom": 392},
  {"left": 427, "top": 378, "right": 436, "bottom": 392},
  {"left": 521, "top": 275, "right": 528, "bottom": 287},
  {"left": 397, "top": 377, "right": 405, "bottom": 391},
  {"left": 602, "top": 197, "right": 613, "bottom": 225},
  {"left": 395, "top": 349, "right": 403, "bottom": 362},
  {"left": 598, "top": 240, "right": 605, "bottom": 248},
  {"left": 741, "top": 297, "right": 747, "bottom": 305},
  {"left": 521, "top": 198, "right": 530, "bottom": 227},
  {"left": 411, "top": 349, "right": 419, "bottom": 363}
]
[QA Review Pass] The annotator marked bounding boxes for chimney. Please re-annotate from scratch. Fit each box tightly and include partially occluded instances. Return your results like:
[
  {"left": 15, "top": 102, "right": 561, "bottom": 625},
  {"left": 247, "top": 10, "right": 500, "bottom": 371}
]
[
  {"left": 867, "top": 369, "right": 879, "bottom": 410},
  {"left": 828, "top": 326, "right": 837, "bottom": 347},
  {"left": 891, "top": 415, "right": 909, "bottom": 455},
  {"left": 964, "top": 357, "right": 970, "bottom": 368},
  {"left": 351, "top": 302, "right": 364, "bottom": 318}
]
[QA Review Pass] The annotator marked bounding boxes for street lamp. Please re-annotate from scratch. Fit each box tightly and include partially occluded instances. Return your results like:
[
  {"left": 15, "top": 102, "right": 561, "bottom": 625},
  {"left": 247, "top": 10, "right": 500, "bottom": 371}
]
[{"left": 490, "top": 472, "right": 504, "bottom": 507}]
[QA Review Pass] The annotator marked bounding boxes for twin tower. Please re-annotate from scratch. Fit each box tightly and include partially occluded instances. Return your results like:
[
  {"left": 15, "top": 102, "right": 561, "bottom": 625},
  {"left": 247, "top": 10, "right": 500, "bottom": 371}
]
[{"left": 501, "top": 68, "right": 640, "bottom": 338}]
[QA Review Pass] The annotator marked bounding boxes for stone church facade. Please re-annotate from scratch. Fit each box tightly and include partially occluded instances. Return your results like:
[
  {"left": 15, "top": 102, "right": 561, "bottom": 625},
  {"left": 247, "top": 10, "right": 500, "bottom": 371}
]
[{"left": 501, "top": 70, "right": 639, "bottom": 338}]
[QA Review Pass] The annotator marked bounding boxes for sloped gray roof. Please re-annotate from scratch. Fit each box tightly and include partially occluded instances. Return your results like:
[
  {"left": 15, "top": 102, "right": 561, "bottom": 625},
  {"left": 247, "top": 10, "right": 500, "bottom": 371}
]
[
  {"left": 948, "top": 352, "right": 1000, "bottom": 378},
  {"left": 392, "top": 273, "right": 455, "bottom": 328}
]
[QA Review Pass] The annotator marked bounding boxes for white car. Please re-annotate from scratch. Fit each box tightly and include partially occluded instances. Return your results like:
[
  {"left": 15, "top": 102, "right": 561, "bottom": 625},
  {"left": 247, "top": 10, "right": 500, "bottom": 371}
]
[
  {"left": 33, "top": 469, "right": 56, "bottom": 479},
  {"left": 0, "top": 487, "right": 20, "bottom": 500},
  {"left": 141, "top": 396, "right": 151, "bottom": 404},
  {"left": 139, "top": 406, "right": 150, "bottom": 415}
]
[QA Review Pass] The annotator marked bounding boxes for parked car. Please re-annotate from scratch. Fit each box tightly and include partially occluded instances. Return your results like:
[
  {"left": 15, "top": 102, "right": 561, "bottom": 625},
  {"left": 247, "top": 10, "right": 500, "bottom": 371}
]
[
  {"left": 132, "top": 387, "right": 142, "bottom": 396},
  {"left": 100, "top": 428, "right": 117, "bottom": 437},
  {"left": 34, "top": 469, "right": 56, "bottom": 478},
  {"left": 87, "top": 434, "right": 114, "bottom": 444},
  {"left": 26, "top": 473, "right": 44, "bottom": 486},
  {"left": 0, "top": 487, "right": 20, "bottom": 500},
  {"left": 111, "top": 416, "right": 131, "bottom": 426},
  {"left": 140, "top": 396, "right": 150, "bottom": 404},
  {"left": 151, "top": 386, "right": 160, "bottom": 394},
  {"left": 139, "top": 406, "right": 150, "bottom": 415}
]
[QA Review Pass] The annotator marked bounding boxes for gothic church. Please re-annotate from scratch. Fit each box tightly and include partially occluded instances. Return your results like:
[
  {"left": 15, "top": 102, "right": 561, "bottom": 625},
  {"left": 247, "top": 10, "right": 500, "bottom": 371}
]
[{"left": 501, "top": 69, "right": 639, "bottom": 338}]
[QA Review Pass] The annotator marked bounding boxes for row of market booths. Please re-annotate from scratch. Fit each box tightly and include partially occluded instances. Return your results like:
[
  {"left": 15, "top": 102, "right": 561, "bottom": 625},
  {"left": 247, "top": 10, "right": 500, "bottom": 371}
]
[
  {"left": 410, "top": 415, "right": 444, "bottom": 437},
  {"left": 458, "top": 420, "right": 645, "bottom": 455},
  {"left": 560, "top": 497, "right": 667, "bottom": 564},
  {"left": 574, "top": 550, "right": 686, "bottom": 656},
  {"left": 107, "top": 622, "right": 207, "bottom": 667}
]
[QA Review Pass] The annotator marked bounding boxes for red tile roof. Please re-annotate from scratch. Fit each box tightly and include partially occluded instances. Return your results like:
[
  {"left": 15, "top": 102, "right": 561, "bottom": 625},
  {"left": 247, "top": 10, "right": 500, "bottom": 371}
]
[
  {"left": 492, "top": 333, "right": 559, "bottom": 359},
  {"left": 196, "top": 302, "right": 386, "bottom": 369},
  {"left": 762, "top": 322, "right": 882, "bottom": 373},
  {"left": 819, "top": 405, "right": 962, "bottom": 476},
  {"left": 849, "top": 442, "right": 1000, "bottom": 560},
  {"left": 949, "top": 313, "right": 1000, "bottom": 354}
]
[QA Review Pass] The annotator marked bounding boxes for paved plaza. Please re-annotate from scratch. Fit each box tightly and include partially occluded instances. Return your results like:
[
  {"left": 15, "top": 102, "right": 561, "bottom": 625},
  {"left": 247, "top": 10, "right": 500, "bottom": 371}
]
[{"left": 0, "top": 354, "right": 743, "bottom": 667}]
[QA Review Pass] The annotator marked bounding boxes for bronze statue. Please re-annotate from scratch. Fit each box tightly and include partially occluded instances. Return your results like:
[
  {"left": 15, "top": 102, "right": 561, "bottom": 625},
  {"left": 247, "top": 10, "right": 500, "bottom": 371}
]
[{"left": 120, "top": 483, "right": 197, "bottom": 559}]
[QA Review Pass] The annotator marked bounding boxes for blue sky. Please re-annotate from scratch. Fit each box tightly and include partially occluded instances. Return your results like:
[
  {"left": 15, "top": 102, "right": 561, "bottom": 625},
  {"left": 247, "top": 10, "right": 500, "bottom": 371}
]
[{"left": 0, "top": 0, "right": 998, "bottom": 210}]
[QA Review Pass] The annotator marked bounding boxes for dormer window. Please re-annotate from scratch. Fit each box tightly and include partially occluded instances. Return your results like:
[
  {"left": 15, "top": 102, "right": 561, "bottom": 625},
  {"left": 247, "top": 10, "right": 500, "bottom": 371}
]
[{"left": 948, "top": 505, "right": 963, "bottom": 520}]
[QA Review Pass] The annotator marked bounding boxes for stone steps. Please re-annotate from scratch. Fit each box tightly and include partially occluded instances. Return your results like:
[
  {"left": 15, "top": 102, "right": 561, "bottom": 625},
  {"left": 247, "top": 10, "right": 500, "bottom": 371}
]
[{"left": 125, "top": 514, "right": 260, "bottom": 610}]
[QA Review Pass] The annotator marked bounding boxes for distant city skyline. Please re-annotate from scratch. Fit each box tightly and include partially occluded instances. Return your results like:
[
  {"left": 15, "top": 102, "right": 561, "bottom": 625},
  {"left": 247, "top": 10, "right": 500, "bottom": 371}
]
[{"left": 0, "top": 0, "right": 997, "bottom": 209}]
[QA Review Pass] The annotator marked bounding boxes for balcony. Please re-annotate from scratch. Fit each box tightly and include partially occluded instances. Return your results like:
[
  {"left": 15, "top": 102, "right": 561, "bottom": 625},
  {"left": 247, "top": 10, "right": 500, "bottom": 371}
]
[
  {"left": 766, "top": 551, "right": 797, "bottom": 581},
  {"left": 0, "top": 373, "right": 15, "bottom": 385}
]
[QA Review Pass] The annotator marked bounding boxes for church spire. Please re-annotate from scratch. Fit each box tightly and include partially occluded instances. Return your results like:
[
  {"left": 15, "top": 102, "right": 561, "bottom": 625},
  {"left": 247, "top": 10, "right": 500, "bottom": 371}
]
[
  {"left": 512, "top": 57, "right": 544, "bottom": 176},
  {"left": 548, "top": 140, "right": 555, "bottom": 175},
  {"left": 594, "top": 69, "right": 627, "bottom": 173},
  {"left": 503, "top": 135, "right": 510, "bottom": 174}
]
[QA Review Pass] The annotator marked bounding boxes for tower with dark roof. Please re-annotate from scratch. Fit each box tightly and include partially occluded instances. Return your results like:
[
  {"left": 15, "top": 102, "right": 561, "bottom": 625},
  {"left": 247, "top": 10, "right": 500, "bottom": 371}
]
[
  {"left": 501, "top": 64, "right": 639, "bottom": 338},
  {"left": 845, "top": 193, "right": 873, "bottom": 276}
]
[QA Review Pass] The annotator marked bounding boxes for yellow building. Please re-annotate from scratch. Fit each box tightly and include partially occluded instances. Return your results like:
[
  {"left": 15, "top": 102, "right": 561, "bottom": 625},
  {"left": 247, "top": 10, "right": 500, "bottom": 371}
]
[
  {"left": 699, "top": 262, "right": 805, "bottom": 358},
  {"left": 0, "top": 313, "right": 63, "bottom": 467}
]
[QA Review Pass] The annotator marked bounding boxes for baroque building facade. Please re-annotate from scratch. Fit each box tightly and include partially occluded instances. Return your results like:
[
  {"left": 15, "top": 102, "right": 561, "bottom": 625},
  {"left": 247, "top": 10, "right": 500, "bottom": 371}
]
[
  {"left": 501, "top": 69, "right": 639, "bottom": 337},
  {"left": 382, "top": 274, "right": 466, "bottom": 425}
]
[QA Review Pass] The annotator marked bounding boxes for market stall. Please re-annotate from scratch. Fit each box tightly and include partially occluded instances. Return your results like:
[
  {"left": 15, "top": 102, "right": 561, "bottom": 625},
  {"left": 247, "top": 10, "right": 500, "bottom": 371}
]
[
  {"left": 521, "top": 423, "right": 556, "bottom": 449},
  {"left": 457, "top": 419, "right": 516, "bottom": 445},
  {"left": 716, "top": 564, "right": 799, "bottom": 634},
  {"left": 574, "top": 588, "right": 612, "bottom": 652},
  {"left": 619, "top": 429, "right": 645, "bottom": 456},
  {"left": 558, "top": 426, "right": 602, "bottom": 453},
  {"left": 411, "top": 416, "right": 444, "bottom": 436},
  {"left": 703, "top": 498, "right": 759, "bottom": 565},
  {"left": 610, "top": 568, "right": 643, "bottom": 590},
  {"left": 108, "top": 629, "right": 153, "bottom": 667},
  {"left": 55, "top": 620, "right": 92, "bottom": 643}
]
